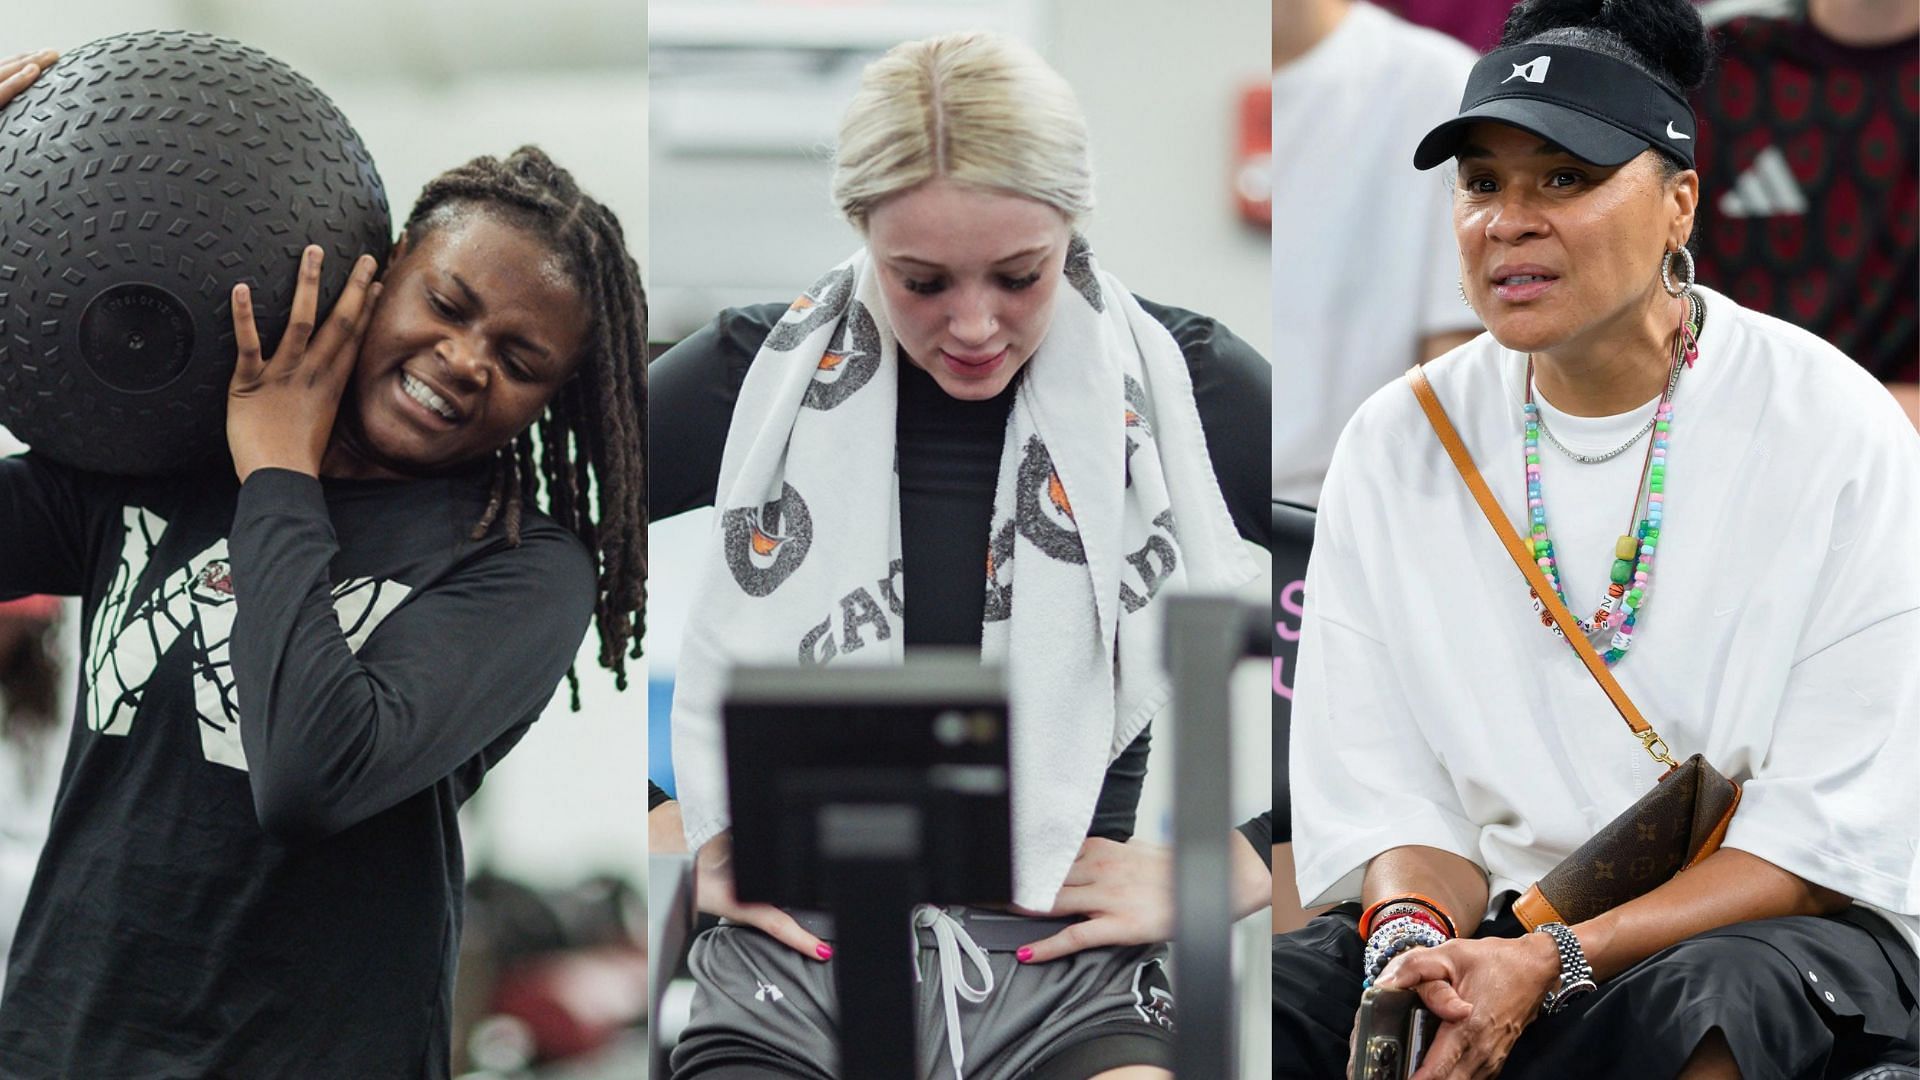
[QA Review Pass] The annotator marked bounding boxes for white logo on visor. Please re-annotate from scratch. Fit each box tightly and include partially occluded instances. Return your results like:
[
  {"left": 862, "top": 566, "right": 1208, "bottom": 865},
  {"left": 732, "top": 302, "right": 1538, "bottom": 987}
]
[
  {"left": 1503, "top": 56, "right": 1552, "bottom": 84},
  {"left": 1665, "top": 121, "right": 1691, "bottom": 140}
]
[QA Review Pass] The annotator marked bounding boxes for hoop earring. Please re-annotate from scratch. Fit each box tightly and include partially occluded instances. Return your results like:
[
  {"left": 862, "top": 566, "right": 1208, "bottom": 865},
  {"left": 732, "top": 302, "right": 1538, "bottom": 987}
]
[
  {"left": 1660, "top": 247, "right": 1696, "bottom": 297},
  {"left": 1458, "top": 279, "right": 1471, "bottom": 308}
]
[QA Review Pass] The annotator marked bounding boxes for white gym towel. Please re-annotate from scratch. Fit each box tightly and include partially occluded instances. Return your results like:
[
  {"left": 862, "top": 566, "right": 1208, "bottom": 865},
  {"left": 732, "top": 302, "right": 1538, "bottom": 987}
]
[{"left": 670, "top": 239, "right": 1257, "bottom": 910}]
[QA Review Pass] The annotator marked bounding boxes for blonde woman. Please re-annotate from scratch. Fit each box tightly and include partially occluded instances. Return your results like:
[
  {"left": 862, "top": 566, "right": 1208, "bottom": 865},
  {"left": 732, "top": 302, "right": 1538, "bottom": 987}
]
[{"left": 649, "top": 32, "right": 1272, "bottom": 1080}]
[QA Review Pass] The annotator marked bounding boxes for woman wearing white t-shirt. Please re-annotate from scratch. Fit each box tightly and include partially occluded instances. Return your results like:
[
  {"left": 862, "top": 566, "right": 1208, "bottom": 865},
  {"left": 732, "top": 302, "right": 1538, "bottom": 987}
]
[{"left": 1279, "top": 0, "right": 1920, "bottom": 1076}]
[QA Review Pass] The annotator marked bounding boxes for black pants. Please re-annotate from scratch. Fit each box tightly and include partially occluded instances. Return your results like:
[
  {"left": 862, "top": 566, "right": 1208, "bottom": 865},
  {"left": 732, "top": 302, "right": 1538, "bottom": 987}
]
[{"left": 1273, "top": 900, "right": 1919, "bottom": 1079}]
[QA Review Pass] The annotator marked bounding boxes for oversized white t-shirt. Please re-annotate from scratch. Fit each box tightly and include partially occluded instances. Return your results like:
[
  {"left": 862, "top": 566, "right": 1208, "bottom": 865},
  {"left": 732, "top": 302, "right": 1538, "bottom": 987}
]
[
  {"left": 1271, "top": 1, "right": 1481, "bottom": 507},
  {"left": 1291, "top": 287, "right": 1920, "bottom": 953}
]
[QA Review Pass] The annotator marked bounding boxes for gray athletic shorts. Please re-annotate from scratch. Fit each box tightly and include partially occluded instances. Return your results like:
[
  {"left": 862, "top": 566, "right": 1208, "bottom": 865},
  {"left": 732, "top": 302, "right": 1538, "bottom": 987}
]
[{"left": 669, "top": 906, "right": 1176, "bottom": 1079}]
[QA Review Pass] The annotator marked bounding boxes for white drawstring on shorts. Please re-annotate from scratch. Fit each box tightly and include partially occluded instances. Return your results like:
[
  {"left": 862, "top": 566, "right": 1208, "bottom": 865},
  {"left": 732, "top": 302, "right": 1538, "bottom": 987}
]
[{"left": 912, "top": 905, "right": 996, "bottom": 1079}]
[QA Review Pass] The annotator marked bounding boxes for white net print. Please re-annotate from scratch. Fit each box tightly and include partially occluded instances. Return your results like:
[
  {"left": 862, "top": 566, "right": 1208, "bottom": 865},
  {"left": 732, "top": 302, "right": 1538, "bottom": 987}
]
[
  {"left": 331, "top": 577, "right": 409, "bottom": 653},
  {"left": 85, "top": 507, "right": 412, "bottom": 770},
  {"left": 193, "top": 571, "right": 410, "bottom": 770},
  {"left": 85, "top": 508, "right": 213, "bottom": 739},
  {"left": 190, "top": 557, "right": 245, "bottom": 769}
]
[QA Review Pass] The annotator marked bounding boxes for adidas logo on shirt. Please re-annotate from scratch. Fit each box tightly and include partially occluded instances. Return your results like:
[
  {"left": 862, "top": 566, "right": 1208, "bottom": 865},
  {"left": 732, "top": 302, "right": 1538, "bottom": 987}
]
[{"left": 1718, "top": 146, "right": 1808, "bottom": 218}]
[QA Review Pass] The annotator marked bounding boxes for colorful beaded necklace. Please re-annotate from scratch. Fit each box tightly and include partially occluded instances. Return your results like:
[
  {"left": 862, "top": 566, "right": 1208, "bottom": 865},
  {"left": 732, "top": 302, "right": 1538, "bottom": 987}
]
[{"left": 1522, "top": 292, "right": 1700, "bottom": 665}]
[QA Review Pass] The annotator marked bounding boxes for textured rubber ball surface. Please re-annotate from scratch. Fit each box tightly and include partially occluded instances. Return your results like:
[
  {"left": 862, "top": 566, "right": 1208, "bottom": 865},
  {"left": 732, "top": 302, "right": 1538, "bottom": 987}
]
[{"left": 0, "top": 30, "right": 389, "bottom": 475}]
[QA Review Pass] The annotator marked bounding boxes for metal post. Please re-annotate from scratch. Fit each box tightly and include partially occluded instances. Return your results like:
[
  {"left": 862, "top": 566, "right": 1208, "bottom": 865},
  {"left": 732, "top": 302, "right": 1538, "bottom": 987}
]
[
  {"left": 1164, "top": 593, "right": 1255, "bottom": 1080},
  {"left": 647, "top": 853, "right": 697, "bottom": 1080}
]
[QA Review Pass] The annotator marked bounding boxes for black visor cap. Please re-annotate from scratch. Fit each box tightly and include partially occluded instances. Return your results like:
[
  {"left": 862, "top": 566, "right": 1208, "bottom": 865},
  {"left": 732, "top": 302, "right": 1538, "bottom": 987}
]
[{"left": 1413, "top": 44, "right": 1698, "bottom": 172}]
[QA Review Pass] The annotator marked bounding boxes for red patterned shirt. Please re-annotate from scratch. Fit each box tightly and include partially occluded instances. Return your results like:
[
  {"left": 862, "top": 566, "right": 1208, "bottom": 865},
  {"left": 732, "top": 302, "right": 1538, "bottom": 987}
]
[{"left": 1692, "top": 16, "right": 1918, "bottom": 383}]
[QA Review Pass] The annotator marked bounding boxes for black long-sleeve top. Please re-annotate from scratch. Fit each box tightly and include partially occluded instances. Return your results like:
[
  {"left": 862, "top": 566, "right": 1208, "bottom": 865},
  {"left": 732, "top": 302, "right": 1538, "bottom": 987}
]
[
  {"left": 649, "top": 298, "right": 1271, "bottom": 846},
  {"left": 0, "top": 456, "right": 592, "bottom": 1079}
]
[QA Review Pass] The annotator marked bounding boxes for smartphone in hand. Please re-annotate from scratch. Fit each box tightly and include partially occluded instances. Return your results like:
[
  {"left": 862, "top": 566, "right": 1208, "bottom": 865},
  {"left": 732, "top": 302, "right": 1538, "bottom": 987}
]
[{"left": 1350, "top": 986, "right": 1438, "bottom": 1080}]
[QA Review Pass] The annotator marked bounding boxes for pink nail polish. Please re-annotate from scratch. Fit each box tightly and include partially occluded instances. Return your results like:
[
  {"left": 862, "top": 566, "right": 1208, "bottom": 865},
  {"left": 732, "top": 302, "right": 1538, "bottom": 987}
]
[
  {"left": 1016, "top": 946, "right": 1034, "bottom": 963},
  {"left": 815, "top": 943, "right": 833, "bottom": 961}
]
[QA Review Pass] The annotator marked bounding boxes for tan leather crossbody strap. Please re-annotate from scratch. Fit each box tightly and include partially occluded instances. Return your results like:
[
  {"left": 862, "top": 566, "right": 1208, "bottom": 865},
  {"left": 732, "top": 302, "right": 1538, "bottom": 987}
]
[{"left": 1405, "top": 366, "right": 1678, "bottom": 767}]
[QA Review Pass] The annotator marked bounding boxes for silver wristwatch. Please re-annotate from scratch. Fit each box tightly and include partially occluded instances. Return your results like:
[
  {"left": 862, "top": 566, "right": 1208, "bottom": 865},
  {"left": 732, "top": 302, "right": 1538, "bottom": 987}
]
[{"left": 1537, "top": 922, "right": 1596, "bottom": 1014}]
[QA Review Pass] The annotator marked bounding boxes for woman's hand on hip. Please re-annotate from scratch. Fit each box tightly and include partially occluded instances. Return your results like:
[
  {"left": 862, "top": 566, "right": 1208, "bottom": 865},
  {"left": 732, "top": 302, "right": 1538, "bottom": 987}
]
[
  {"left": 694, "top": 832, "right": 832, "bottom": 962},
  {"left": 1014, "top": 837, "right": 1173, "bottom": 963},
  {"left": 1366, "top": 932, "right": 1562, "bottom": 1080},
  {"left": 228, "top": 246, "right": 379, "bottom": 482},
  {"left": 0, "top": 49, "right": 57, "bottom": 110}
]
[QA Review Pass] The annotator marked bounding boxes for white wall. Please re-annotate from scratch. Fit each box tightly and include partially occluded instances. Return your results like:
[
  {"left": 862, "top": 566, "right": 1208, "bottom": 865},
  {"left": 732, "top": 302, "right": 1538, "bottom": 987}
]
[{"left": 1046, "top": 0, "right": 1273, "bottom": 357}]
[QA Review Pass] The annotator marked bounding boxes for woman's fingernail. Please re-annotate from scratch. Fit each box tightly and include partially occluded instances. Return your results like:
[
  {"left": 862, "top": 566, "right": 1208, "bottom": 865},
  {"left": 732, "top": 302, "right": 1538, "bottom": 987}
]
[
  {"left": 815, "top": 944, "right": 833, "bottom": 961},
  {"left": 1016, "top": 946, "right": 1034, "bottom": 963}
]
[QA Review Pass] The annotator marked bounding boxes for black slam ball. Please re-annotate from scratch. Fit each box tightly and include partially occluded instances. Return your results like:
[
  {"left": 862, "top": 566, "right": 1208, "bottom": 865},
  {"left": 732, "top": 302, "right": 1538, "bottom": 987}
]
[{"left": 0, "top": 31, "right": 389, "bottom": 474}]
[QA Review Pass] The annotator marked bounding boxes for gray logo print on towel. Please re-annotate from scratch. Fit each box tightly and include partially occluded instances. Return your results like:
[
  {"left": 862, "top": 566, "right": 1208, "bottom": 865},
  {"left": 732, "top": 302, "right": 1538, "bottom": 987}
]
[
  {"left": 766, "top": 267, "right": 855, "bottom": 353},
  {"left": 803, "top": 299, "right": 881, "bottom": 411},
  {"left": 1015, "top": 437, "right": 1086, "bottom": 565},
  {"left": 984, "top": 518, "right": 1017, "bottom": 622},
  {"left": 722, "top": 483, "right": 813, "bottom": 597},
  {"left": 1063, "top": 234, "right": 1103, "bottom": 313}
]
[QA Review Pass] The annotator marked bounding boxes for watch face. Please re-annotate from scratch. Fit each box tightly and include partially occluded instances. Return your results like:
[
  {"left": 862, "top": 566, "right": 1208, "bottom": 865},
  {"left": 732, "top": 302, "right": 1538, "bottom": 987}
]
[{"left": 1551, "top": 978, "right": 1597, "bottom": 1012}]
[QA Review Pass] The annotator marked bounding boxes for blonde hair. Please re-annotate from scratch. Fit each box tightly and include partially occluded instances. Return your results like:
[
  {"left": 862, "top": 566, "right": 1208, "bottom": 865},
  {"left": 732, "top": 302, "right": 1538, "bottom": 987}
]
[{"left": 831, "top": 32, "right": 1094, "bottom": 230}]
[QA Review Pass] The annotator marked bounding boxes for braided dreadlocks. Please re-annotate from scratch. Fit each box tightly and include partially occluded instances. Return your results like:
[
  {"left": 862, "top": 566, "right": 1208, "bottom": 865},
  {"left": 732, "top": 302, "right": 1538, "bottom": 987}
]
[{"left": 402, "top": 147, "right": 647, "bottom": 701}]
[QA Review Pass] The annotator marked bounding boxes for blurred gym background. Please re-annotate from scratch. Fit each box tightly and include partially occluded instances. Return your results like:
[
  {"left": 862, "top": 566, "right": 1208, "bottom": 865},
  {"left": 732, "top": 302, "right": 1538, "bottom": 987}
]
[
  {"left": 0, "top": 3, "right": 648, "bottom": 1076},
  {"left": 645, "top": 0, "right": 1274, "bottom": 1075}
]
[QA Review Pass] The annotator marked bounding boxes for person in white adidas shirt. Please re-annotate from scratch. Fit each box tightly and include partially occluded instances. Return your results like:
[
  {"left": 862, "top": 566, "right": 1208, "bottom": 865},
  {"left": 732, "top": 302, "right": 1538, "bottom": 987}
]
[{"left": 1277, "top": 0, "right": 1920, "bottom": 1076}]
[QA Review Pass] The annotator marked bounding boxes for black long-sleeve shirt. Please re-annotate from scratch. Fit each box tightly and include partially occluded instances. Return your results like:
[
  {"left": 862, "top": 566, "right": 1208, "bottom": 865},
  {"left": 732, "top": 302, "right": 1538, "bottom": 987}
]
[
  {"left": 0, "top": 457, "right": 592, "bottom": 1079},
  {"left": 649, "top": 298, "right": 1271, "bottom": 844}
]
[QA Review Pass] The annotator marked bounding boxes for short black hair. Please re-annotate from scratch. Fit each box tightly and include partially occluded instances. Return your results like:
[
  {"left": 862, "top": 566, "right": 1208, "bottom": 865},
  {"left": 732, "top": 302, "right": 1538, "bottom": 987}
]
[{"left": 403, "top": 146, "right": 648, "bottom": 703}]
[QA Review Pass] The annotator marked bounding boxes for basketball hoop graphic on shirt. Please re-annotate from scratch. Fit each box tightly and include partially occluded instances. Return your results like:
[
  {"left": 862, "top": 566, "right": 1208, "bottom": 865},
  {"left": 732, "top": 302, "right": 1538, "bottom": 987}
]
[{"left": 83, "top": 506, "right": 410, "bottom": 771}]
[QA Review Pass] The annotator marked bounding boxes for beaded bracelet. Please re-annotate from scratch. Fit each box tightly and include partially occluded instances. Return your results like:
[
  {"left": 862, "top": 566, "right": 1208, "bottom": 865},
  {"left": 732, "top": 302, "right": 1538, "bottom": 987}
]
[
  {"left": 1362, "top": 916, "right": 1449, "bottom": 985},
  {"left": 1381, "top": 906, "right": 1450, "bottom": 942}
]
